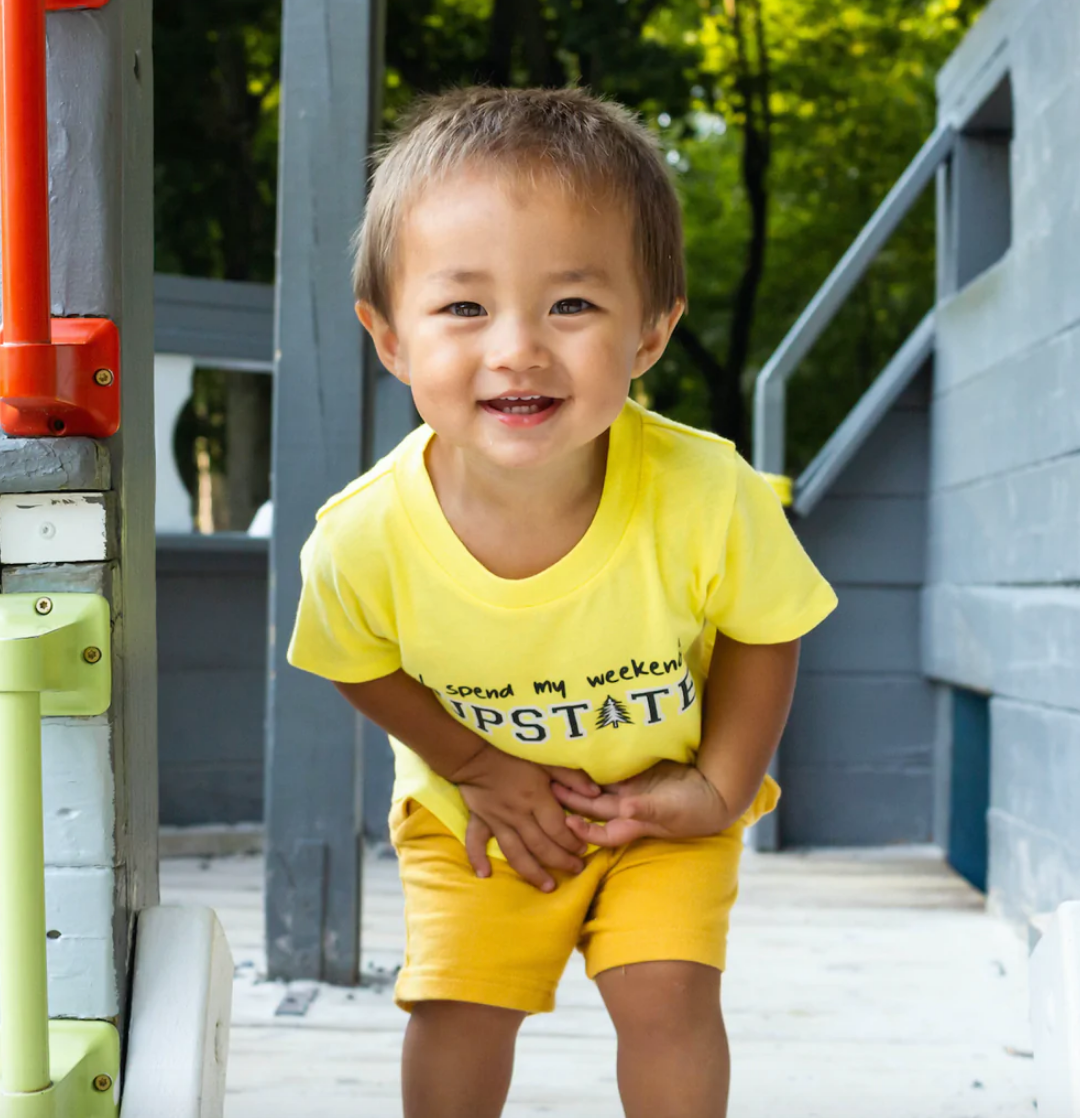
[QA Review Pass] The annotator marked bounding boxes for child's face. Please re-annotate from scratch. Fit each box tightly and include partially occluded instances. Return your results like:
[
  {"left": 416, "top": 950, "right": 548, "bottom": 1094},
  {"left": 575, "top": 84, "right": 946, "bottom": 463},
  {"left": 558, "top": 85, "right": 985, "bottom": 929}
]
[{"left": 359, "top": 168, "right": 682, "bottom": 474}]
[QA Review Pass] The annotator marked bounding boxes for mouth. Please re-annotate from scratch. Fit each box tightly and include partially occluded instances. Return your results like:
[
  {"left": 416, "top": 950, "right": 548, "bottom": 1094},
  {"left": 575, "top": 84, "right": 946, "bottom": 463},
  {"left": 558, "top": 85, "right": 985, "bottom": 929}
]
[{"left": 480, "top": 394, "right": 560, "bottom": 417}]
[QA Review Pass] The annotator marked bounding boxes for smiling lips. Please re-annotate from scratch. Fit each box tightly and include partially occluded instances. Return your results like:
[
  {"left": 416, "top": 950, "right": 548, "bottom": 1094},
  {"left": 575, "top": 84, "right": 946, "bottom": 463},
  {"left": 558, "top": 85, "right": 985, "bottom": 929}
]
[
  {"left": 484, "top": 394, "right": 556, "bottom": 415},
  {"left": 479, "top": 394, "right": 563, "bottom": 428}
]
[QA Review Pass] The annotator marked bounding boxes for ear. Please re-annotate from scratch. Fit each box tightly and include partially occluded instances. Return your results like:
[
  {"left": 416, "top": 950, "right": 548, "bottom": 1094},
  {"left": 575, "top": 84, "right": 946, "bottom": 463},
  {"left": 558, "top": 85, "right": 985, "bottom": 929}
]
[
  {"left": 631, "top": 300, "right": 684, "bottom": 380},
  {"left": 356, "top": 301, "right": 408, "bottom": 385}
]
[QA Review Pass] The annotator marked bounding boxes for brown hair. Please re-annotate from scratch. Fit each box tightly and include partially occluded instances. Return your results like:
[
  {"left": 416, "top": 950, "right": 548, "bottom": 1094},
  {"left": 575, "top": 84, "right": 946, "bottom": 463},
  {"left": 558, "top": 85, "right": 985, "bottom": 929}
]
[{"left": 353, "top": 86, "right": 686, "bottom": 323}]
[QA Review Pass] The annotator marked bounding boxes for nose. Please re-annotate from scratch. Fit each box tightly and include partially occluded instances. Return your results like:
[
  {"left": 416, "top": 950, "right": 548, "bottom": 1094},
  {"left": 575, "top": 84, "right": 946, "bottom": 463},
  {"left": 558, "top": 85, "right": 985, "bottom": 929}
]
[{"left": 485, "top": 313, "right": 548, "bottom": 374}]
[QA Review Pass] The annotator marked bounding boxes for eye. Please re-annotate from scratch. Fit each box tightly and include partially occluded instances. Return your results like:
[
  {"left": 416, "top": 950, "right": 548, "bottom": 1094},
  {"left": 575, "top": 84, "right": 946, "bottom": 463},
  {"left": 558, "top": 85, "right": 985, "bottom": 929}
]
[
  {"left": 442, "top": 302, "right": 486, "bottom": 318},
  {"left": 551, "top": 298, "right": 593, "bottom": 316}
]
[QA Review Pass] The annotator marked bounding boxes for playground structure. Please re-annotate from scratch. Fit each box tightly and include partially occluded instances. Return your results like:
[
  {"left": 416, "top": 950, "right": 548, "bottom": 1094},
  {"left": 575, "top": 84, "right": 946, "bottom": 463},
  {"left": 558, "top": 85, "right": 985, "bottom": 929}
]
[{"left": 0, "top": 0, "right": 1078, "bottom": 1112}]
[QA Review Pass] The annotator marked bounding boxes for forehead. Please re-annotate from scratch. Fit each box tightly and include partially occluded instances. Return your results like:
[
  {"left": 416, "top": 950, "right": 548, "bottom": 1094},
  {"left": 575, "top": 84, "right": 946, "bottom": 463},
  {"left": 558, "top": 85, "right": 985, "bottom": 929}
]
[{"left": 396, "top": 166, "right": 636, "bottom": 279}]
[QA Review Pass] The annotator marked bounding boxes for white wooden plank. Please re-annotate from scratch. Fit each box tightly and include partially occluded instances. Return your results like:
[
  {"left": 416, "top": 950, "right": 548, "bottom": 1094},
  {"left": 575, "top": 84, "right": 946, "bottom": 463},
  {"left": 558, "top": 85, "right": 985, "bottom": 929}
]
[
  {"left": 0, "top": 492, "right": 110, "bottom": 563},
  {"left": 42, "top": 719, "right": 115, "bottom": 868},
  {"left": 44, "top": 865, "right": 117, "bottom": 1018}
]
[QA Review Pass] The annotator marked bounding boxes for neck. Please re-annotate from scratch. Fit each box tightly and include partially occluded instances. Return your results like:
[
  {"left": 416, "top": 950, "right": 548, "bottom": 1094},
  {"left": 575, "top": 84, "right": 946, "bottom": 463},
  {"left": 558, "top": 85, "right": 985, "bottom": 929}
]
[{"left": 428, "top": 434, "right": 609, "bottom": 523}]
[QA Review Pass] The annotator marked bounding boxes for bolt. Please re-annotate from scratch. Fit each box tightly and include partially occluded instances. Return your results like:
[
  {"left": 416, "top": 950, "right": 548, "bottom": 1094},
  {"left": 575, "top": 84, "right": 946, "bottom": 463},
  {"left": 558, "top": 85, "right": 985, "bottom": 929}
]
[
  {"left": 93, "top": 368, "right": 114, "bottom": 387},
  {"left": 83, "top": 647, "right": 103, "bottom": 665},
  {"left": 92, "top": 1074, "right": 112, "bottom": 1093},
  {"left": 34, "top": 597, "right": 53, "bottom": 615},
  {"left": 38, "top": 521, "right": 56, "bottom": 540}
]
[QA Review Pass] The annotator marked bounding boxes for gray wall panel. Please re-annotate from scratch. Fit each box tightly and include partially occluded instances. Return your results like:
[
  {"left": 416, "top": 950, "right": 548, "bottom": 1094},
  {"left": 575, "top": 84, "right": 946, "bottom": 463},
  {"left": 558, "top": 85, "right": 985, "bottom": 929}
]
[
  {"left": 929, "top": 0, "right": 1080, "bottom": 920},
  {"left": 928, "top": 454, "right": 1080, "bottom": 585},
  {"left": 796, "top": 497, "right": 926, "bottom": 586},
  {"left": 826, "top": 410, "right": 929, "bottom": 498},
  {"left": 785, "top": 675, "right": 935, "bottom": 769},
  {"left": 922, "top": 585, "right": 1080, "bottom": 713},
  {"left": 780, "top": 767, "right": 934, "bottom": 846},
  {"left": 800, "top": 588, "right": 922, "bottom": 674},
  {"left": 782, "top": 377, "right": 933, "bottom": 847},
  {"left": 987, "top": 811, "right": 1080, "bottom": 926},
  {"left": 930, "top": 323, "right": 1080, "bottom": 490},
  {"left": 156, "top": 543, "right": 269, "bottom": 826},
  {"left": 990, "top": 698, "right": 1080, "bottom": 850},
  {"left": 160, "top": 765, "right": 264, "bottom": 828}
]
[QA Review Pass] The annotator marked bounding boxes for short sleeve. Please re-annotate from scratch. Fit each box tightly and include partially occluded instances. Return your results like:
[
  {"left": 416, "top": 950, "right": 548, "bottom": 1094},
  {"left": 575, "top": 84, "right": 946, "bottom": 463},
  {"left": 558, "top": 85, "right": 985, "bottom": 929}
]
[
  {"left": 286, "top": 519, "right": 402, "bottom": 683},
  {"left": 704, "top": 452, "right": 837, "bottom": 643}
]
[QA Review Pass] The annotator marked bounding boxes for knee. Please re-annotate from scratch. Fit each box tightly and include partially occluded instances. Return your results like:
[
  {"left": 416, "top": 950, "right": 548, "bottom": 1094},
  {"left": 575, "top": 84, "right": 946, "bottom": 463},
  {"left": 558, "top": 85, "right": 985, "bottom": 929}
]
[{"left": 600, "top": 962, "right": 725, "bottom": 1048}]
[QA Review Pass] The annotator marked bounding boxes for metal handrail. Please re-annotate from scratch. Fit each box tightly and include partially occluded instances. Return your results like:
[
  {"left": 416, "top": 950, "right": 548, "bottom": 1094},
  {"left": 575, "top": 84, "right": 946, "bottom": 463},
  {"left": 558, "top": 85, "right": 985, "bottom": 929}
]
[
  {"left": 794, "top": 311, "right": 936, "bottom": 517},
  {"left": 752, "top": 123, "right": 956, "bottom": 477}
]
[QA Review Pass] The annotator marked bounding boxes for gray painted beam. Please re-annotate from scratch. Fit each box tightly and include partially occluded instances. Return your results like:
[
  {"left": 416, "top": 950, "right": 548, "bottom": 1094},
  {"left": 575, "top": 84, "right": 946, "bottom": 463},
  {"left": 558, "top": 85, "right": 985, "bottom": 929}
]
[
  {"left": 922, "top": 584, "right": 1080, "bottom": 713},
  {"left": 265, "top": 0, "right": 382, "bottom": 985},
  {"left": 0, "top": 437, "right": 110, "bottom": 493},
  {"left": 153, "top": 274, "right": 274, "bottom": 369}
]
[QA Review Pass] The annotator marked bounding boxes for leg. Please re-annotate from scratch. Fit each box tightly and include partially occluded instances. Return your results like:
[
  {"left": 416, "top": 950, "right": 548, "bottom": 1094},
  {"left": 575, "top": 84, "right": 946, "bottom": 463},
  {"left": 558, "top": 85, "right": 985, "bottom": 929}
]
[
  {"left": 402, "top": 1000, "right": 526, "bottom": 1118},
  {"left": 596, "top": 961, "right": 729, "bottom": 1118}
]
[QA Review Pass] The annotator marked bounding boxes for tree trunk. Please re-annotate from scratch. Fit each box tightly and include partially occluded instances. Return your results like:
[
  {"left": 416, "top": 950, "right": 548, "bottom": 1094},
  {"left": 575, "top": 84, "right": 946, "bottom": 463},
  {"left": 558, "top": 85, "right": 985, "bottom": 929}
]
[{"left": 714, "top": 0, "right": 773, "bottom": 450}]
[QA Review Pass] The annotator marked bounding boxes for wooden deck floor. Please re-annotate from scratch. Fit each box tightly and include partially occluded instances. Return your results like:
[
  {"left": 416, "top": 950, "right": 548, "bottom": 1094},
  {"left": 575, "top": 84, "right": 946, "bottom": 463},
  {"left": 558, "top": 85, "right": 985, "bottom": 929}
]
[{"left": 161, "top": 846, "right": 1036, "bottom": 1117}]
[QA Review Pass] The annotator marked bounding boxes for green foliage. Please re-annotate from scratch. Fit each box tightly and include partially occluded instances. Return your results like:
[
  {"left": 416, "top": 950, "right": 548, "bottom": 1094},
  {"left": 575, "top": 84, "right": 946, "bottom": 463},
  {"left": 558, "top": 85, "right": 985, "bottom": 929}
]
[
  {"left": 153, "top": 0, "right": 987, "bottom": 468},
  {"left": 154, "top": 0, "right": 281, "bottom": 281}
]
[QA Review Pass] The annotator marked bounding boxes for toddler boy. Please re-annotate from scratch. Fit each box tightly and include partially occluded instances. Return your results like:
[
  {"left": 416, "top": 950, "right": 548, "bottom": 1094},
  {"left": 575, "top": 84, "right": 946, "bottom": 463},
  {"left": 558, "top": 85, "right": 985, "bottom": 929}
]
[{"left": 288, "top": 86, "right": 836, "bottom": 1118}]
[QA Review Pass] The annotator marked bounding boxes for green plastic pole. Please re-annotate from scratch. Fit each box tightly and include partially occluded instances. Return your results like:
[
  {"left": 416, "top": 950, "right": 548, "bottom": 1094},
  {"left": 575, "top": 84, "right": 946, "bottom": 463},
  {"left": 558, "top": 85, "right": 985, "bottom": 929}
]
[{"left": 0, "top": 688, "right": 51, "bottom": 1094}]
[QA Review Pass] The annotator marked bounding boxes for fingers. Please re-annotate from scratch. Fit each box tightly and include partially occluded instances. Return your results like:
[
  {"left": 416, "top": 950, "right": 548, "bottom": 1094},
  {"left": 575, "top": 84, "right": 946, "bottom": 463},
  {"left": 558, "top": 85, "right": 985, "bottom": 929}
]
[
  {"left": 534, "top": 802, "right": 588, "bottom": 857},
  {"left": 465, "top": 815, "right": 494, "bottom": 879},
  {"left": 565, "top": 813, "right": 649, "bottom": 848},
  {"left": 494, "top": 828, "right": 556, "bottom": 893},
  {"left": 550, "top": 785, "right": 623, "bottom": 820},
  {"left": 519, "top": 817, "right": 585, "bottom": 875},
  {"left": 543, "top": 766, "right": 600, "bottom": 798}
]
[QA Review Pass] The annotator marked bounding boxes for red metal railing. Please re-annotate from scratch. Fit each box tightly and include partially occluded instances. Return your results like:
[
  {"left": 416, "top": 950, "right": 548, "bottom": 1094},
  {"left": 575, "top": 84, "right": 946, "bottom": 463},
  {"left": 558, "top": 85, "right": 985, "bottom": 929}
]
[{"left": 0, "top": 0, "right": 117, "bottom": 438}]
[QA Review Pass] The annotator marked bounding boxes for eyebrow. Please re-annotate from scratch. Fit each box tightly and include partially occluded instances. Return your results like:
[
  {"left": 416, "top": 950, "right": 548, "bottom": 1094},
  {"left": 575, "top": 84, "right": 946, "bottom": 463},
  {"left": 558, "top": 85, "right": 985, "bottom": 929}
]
[{"left": 426, "top": 267, "right": 612, "bottom": 285}]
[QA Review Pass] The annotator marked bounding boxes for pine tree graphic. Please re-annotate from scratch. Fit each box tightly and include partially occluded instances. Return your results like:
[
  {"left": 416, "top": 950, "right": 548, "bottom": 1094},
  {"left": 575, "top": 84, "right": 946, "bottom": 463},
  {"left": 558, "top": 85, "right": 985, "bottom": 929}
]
[{"left": 596, "top": 695, "right": 633, "bottom": 730}]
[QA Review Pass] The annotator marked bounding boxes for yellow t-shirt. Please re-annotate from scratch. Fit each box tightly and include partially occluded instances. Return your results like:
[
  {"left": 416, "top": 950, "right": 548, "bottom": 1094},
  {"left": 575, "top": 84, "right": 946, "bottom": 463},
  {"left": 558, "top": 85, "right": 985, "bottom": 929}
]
[{"left": 287, "top": 399, "right": 837, "bottom": 848}]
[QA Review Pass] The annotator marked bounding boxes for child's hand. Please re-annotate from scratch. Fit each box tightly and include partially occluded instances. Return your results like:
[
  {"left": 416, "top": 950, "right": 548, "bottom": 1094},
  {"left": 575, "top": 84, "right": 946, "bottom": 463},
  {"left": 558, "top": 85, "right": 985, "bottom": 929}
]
[
  {"left": 551, "top": 760, "right": 733, "bottom": 847},
  {"left": 452, "top": 745, "right": 600, "bottom": 891}
]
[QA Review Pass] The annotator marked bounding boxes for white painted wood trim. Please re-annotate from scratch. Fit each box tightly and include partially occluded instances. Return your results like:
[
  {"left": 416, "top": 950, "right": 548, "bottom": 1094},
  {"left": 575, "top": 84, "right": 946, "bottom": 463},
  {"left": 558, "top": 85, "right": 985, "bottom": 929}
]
[
  {"left": 120, "top": 906, "right": 234, "bottom": 1118},
  {"left": 0, "top": 492, "right": 110, "bottom": 564},
  {"left": 154, "top": 354, "right": 196, "bottom": 533},
  {"left": 1030, "top": 900, "right": 1080, "bottom": 1118}
]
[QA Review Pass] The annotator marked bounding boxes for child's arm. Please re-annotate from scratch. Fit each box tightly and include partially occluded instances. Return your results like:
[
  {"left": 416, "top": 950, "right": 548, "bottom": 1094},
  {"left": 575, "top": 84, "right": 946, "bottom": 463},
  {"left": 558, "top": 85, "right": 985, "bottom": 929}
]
[
  {"left": 554, "top": 633, "right": 799, "bottom": 845},
  {"left": 335, "top": 671, "right": 598, "bottom": 891}
]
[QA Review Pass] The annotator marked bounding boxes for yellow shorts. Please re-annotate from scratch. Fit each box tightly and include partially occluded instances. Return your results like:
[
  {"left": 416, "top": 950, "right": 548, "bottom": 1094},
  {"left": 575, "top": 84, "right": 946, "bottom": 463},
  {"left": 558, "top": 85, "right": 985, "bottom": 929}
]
[{"left": 389, "top": 777, "right": 778, "bottom": 1015}]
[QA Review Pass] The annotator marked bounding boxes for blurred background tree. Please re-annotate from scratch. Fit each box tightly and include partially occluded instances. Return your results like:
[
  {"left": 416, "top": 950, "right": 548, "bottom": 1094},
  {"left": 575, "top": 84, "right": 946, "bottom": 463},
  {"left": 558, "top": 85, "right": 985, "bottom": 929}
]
[{"left": 154, "top": 0, "right": 986, "bottom": 477}]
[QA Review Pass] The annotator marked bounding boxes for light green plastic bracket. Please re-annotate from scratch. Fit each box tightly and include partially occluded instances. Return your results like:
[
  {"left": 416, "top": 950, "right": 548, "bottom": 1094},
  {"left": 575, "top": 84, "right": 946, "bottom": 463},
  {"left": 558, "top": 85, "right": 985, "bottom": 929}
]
[
  {"left": 0, "top": 1023, "right": 120, "bottom": 1117},
  {"left": 0, "top": 594, "right": 118, "bottom": 1118}
]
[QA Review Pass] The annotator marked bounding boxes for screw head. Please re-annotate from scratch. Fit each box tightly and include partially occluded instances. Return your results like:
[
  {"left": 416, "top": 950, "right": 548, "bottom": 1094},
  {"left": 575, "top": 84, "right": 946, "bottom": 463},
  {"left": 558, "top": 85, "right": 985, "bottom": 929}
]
[
  {"left": 83, "top": 646, "right": 103, "bottom": 665},
  {"left": 93, "top": 368, "right": 114, "bottom": 387},
  {"left": 34, "top": 597, "right": 53, "bottom": 615},
  {"left": 92, "top": 1073, "right": 112, "bottom": 1092}
]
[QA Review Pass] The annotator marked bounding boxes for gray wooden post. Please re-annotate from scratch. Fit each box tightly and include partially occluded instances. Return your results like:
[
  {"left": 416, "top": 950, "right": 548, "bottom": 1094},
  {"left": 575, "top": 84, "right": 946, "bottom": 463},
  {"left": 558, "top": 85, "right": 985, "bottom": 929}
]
[
  {"left": 265, "top": 0, "right": 383, "bottom": 984},
  {"left": 0, "top": 1, "right": 156, "bottom": 1023}
]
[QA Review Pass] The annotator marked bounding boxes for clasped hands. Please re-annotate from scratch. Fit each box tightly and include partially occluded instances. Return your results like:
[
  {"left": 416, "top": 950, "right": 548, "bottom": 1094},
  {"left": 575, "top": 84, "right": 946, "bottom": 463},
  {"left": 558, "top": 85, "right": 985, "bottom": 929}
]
[{"left": 451, "top": 744, "right": 733, "bottom": 892}]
